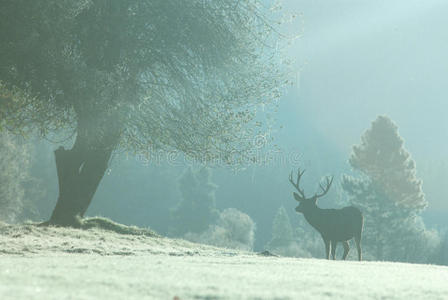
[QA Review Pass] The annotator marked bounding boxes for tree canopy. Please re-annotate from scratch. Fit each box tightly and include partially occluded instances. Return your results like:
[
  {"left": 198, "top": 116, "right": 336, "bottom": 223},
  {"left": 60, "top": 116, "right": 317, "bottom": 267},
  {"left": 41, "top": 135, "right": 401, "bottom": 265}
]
[
  {"left": 347, "top": 115, "right": 426, "bottom": 212},
  {"left": 0, "top": 0, "right": 290, "bottom": 225},
  {"left": 0, "top": 0, "right": 287, "bottom": 162}
]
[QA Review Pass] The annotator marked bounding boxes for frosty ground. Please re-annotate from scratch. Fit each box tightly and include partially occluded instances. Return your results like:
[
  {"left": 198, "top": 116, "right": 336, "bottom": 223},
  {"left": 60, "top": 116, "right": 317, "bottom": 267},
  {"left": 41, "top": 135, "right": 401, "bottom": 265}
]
[{"left": 0, "top": 219, "right": 447, "bottom": 300}]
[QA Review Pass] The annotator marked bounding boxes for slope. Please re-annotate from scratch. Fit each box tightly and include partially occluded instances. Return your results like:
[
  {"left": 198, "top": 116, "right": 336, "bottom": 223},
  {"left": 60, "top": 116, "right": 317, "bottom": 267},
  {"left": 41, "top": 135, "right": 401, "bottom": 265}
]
[{"left": 0, "top": 219, "right": 446, "bottom": 300}]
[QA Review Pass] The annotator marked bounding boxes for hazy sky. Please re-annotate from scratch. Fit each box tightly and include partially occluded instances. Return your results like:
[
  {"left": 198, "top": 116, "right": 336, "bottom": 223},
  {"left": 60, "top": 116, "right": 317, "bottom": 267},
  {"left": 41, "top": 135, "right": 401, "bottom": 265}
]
[{"left": 280, "top": 0, "right": 448, "bottom": 163}]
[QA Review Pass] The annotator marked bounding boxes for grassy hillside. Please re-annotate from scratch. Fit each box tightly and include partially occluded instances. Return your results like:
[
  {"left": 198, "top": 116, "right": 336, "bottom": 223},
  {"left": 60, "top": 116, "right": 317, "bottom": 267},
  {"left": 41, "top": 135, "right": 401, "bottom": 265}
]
[{"left": 0, "top": 220, "right": 447, "bottom": 299}]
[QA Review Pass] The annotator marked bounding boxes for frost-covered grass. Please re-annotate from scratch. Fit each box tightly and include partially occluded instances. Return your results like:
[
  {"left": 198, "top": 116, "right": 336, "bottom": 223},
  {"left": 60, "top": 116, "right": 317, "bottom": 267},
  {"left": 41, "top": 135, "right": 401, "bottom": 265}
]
[{"left": 0, "top": 219, "right": 447, "bottom": 300}]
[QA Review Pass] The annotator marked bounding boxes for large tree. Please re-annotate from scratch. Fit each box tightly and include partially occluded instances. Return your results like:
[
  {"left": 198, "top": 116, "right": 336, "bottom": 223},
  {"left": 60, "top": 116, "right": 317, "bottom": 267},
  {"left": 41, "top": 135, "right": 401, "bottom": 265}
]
[
  {"left": 0, "top": 1, "right": 288, "bottom": 226},
  {"left": 341, "top": 116, "right": 432, "bottom": 262}
]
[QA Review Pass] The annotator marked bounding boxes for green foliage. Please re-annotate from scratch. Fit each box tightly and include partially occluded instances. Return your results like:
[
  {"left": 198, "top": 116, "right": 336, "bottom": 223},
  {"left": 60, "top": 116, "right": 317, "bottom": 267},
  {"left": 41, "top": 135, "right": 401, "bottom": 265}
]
[
  {"left": 440, "top": 231, "right": 448, "bottom": 265},
  {"left": 266, "top": 206, "right": 294, "bottom": 249},
  {"left": 0, "top": 132, "right": 31, "bottom": 222},
  {"left": 342, "top": 116, "right": 438, "bottom": 262},
  {"left": 170, "top": 167, "right": 219, "bottom": 236},
  {"left": 186, "top": 208, "right": 256, "bottom": 251},
  {"left": 349, "top": 116, "right": 426, "bottom": 212},
  {"left": 419, "top": 160, "right": 448, "bottom": 214},
  {"left": 264, "top": 206, "right": 316, "bottom": 258},
  {"left": 170, "top": 168, "right": 256, "bottom": 250},
  {"left": 215, "top": 208, "right": 256, "bottom": 249},
  {"left": 0, "top": 0, "right": 288, "bottom": 163}
]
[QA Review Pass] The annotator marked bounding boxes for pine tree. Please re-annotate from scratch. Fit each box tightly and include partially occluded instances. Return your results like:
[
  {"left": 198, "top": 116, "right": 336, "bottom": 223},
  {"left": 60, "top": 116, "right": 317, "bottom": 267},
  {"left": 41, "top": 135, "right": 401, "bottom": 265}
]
[
  {"left": 441, "top": 231, "right": 448, "bottom": 265},
  {"left": 170, "top": 167, "right": 219, "bottom": 236},
  {"left": 266, "top": 206, "right": 294, "bottom": 249},
  {"left": 349, "top": 116, "right": 426, "bottom": 212},
  {"left": 342, "top": 116, "right": 432, "bottom": 262}
]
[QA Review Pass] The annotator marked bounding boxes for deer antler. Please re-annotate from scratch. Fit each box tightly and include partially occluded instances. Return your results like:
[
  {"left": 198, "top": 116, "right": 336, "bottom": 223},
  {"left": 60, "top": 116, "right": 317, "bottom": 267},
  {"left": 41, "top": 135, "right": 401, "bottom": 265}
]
[
  {"left": 289, "top": 169, "right": 306, "bottom": 200},
  {"left": 315, "top": 176, "right": 334, "bottom": 198}
]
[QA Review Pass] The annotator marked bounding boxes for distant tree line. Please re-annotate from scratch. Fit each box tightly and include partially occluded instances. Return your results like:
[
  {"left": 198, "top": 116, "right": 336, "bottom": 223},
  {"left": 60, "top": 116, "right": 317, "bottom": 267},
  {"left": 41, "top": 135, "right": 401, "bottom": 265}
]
[
  {"left": 2, "top": 115, "right": 447, "bottom": 264},
  {"left": 170, "top": 167, "right": 256, "bottom": 251}
]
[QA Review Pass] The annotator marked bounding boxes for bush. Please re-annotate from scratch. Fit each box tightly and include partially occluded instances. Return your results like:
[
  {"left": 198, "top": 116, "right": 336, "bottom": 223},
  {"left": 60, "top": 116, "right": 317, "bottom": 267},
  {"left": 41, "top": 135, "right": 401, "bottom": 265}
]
[
  {"left": 185, "top": 208, "right": 256, "bottom": 251},
  {"left": 0, "top": 132, "right": 31, "bottom": 222}
]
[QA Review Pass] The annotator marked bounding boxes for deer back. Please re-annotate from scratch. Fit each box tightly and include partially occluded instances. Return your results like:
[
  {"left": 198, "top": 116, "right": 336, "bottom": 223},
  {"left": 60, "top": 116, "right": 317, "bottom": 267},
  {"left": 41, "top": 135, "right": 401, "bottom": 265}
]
[{"left": 303, "top": 205, "right": 363, "bottom": 242}]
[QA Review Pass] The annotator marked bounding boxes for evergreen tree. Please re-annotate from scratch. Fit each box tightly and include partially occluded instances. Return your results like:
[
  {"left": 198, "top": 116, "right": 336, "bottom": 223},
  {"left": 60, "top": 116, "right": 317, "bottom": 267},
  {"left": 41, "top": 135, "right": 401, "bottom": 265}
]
[
  {"left": 170, "top": 167, "right": 219, "bottom": 236},
  {"left": 266, "top": 206, "right": 294, "bottom": 249},
  {"left": 349, "top": 116, "right": 426, "bottom": 212},
  {"left": 264, "top": 206, "right": 314, "bottom": 257},
  {"left": 441, "top": 231, "right": 448, "bottom": 265},
  {"left": 342, "top": 116, "right": 434, "bottom": 262}
]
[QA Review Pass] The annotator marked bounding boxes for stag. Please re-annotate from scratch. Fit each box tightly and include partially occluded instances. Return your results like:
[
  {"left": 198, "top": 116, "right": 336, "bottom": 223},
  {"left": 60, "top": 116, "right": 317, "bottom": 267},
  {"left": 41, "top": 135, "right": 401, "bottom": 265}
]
[{"left": 289, "top": 169, "right": 363, "bottom": 261}]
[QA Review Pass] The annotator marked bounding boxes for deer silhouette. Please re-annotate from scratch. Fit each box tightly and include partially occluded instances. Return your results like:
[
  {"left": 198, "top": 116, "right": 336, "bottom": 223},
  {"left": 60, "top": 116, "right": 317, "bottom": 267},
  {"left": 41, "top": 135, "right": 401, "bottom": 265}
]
[{"left": 289, "top": 169, "right": 363, "bottom": 261}]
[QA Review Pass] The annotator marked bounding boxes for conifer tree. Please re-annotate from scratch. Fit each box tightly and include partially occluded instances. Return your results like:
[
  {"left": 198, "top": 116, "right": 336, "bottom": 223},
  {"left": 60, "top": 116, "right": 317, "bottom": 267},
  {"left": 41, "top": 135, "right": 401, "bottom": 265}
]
[
  {"left": 266, "top": 206, "right": 294, "bottom": 249},
  {"left": 342, "top": 116, "right": 431, "bottom": 261},
  {"left": 170, "top": 167, "right": 219, "bottom": 236}
]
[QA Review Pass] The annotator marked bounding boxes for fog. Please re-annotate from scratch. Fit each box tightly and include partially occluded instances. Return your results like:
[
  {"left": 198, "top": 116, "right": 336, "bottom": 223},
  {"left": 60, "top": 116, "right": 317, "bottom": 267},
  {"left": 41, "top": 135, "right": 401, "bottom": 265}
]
[
  {"left": 283, "top": 0, "right": 448, "bottom": 228},
  {"left": 2, "top": 0, "right": 448, "bottom": 262},
  {"left": 63, "top": 0, "right": 448, "bottom": 251},
  {"left": 286, "top": 0, "right": 448, "bottom": 160}
]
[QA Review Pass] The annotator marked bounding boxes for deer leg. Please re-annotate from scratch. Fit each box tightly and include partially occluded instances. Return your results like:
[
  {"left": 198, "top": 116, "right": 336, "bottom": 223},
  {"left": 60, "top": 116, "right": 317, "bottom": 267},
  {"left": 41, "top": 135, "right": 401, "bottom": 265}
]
[
  {"left": 355, "top": 236, "right": 362, "bottom": 261},
  {"left": 324, "top": 239, "right": 330, "bottom": 259},
  {"left": 331, "top": 241, "right": 337, "bottom": 260},
  {"left": 342, "top": 241, "right": 350, "bottom": 260}
]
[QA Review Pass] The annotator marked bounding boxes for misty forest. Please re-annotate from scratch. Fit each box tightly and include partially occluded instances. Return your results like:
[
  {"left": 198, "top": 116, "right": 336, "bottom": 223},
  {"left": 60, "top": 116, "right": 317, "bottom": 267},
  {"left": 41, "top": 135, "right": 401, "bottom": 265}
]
[{"left": 1, "top": 1, "right": 448, "bottom": 299}]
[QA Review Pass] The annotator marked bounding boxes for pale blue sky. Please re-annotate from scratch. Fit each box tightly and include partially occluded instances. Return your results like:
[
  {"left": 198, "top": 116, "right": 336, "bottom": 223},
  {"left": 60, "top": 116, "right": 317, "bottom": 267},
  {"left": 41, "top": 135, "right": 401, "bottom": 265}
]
[{"left": 279, "top": 0, "right": 448, "bottom": 163}]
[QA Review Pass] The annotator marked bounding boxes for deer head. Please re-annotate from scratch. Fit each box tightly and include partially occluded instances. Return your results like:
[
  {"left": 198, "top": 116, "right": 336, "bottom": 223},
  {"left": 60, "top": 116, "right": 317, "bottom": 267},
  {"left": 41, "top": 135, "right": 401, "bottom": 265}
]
[{"left": 289, "top": 169, "right": 334, "bottom": 213}]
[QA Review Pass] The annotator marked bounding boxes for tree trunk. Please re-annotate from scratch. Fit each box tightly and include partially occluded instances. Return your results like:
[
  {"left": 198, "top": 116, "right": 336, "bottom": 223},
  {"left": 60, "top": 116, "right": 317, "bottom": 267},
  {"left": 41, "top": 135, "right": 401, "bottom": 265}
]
[{"left": 48, "top": 130, "right": 115, "bottom": 227}]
